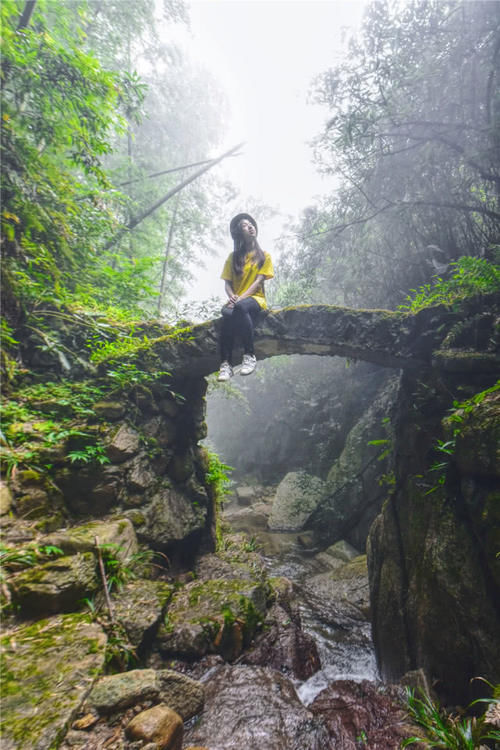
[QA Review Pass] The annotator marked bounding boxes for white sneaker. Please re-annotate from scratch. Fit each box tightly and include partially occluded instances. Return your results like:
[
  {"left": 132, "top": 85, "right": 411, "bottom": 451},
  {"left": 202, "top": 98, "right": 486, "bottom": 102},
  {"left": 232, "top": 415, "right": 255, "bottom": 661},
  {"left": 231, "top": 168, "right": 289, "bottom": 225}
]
[
  {"left": 217, "top": 361, "right": 233, "bottom": 382},
  {"left": 240, "top": 353, "right": 257, "bottom": 376}
]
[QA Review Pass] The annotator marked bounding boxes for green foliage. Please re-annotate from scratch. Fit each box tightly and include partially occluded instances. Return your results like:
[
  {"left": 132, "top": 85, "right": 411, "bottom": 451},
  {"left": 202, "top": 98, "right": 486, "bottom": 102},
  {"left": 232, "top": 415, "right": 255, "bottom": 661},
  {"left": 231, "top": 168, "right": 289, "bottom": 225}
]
[
  {"left": 423, "top": 381, "right": 499, "bottom": 496},
  {"left": 99, "top": 543, "right": 161, "bottom": 593},
  {"left": 205, "top": 451, "right": 233, "bottom": 500},
  {"left": 204, "top": 451, "right": 233, "bottom": 551},
  {"left": 402, "top": 687, "right": 500, "bottom": 748},
  {"left": 67, "top": 445, "right": 110, "bottom": 466},
  {"left": 399, "top": 257, "right": 500, "bottom": 312},
  {"left": 273, "top": 1, "right": 500, "bottom": 311},
  {"left": 0, "top": 542, "right": 63, "bottom": 583},
  {"left": 1, "top": 0, "right": 146, "bottom": 309},
  {"left": 0, "top": 379, "right": 107, "bottom": 476}
]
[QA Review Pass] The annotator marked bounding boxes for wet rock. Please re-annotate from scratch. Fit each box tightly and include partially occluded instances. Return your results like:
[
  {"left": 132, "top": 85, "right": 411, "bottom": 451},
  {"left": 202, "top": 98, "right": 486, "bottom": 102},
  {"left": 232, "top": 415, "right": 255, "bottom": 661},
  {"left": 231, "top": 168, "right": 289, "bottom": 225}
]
[
  {"left": 305, "top": 555, "right": 370, "bottom": 623},
  {"left": 157, "top": 578, "right": 267, "bottom": 660},
  {"left": 309, "top": 679, "right": 414, "bottom": 749},
  {"left": 45, "top": 517, "right": 138, "bottom": 563},
  {"left": 156, "top": 669, "right": 204, "bottom": 720},
  {"left": 324, "top": 539, "right": 360, "bottom": 562},
  {"left": 314, "top": 541, "right": 361, "bottom": 571},
  {"left": 106, "top": 423, "right": 141, "bottom": 463},
  {"left": 0, "top": 613, "right": 106, "bottom": 750},
  {"left": 0, "top": 480, "right": 13, "bottom": 514},
  {"left": 89, "top": 669, "right": 158, "bottom": 713},
  {"left": 240, "top": 601, "right": 321, "bottom": 680},
  {"left": 125, "top": 704, "right": 183, "bottom": 750},
  {"left": 140, "top": 488, "right": 206, "bottom": 547},
  {"left": 112, "top": 579, "right": 174, "bottom": 649},
  {"left": 268, "top": 471, "right": 325, "bottom": 531},
  {"left": 184, "top": 665, "right": 329, "bottom": 749},
  {"left": 9, "top": 551, "right": 98, "bottom": 616},
  {"left": 235, "top": 485, "right": 255, "bottom": 505}
]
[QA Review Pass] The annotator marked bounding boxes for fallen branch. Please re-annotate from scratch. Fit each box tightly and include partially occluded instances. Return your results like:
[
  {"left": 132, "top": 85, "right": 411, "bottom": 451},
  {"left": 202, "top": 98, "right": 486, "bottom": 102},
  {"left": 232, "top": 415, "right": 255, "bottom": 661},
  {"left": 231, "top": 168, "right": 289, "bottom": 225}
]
[{"left": 95, "top": 535, "right": 114, "bottom": 623}]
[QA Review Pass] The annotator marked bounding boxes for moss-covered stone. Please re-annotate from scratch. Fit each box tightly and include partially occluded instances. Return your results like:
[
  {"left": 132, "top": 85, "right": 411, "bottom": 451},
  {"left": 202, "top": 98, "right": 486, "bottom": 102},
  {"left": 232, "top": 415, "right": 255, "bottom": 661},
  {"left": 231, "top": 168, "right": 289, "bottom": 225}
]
[
  {"left": 44, "top": 517, "right": 138, "bottom": 563},
  {"left": 92, "top": 401, "right": 126, "bottom": 420},
  {"left": 111, "top": 579, "right": 174, "bottom": 648},
  {"left": 0, "top": 613, "right": 107, "bottom": 749},
  {"left": 157, "top": 578, "right": 267, "bottom": 661},
  {"left": 9, "top": 552, "right": 99, "bottom": 616}
]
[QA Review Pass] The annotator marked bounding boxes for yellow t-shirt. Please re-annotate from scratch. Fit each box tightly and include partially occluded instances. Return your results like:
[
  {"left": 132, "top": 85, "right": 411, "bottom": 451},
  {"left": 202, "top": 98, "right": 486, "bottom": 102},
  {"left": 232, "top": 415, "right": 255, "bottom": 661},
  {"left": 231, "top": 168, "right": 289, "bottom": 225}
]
[{"left": 221, "top": 250, "right": 274, "bottom": 310}]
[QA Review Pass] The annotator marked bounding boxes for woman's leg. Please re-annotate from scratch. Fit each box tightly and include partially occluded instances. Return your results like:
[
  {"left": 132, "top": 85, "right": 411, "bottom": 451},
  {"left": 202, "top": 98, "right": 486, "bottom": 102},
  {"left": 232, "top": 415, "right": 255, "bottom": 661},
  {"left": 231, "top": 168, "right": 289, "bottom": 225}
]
[
  {"left": 220, "top": 306, "right": 235, "bottom": 365},
  {"left": 232, "top": 297, "right": 261, "bottom": 354}
]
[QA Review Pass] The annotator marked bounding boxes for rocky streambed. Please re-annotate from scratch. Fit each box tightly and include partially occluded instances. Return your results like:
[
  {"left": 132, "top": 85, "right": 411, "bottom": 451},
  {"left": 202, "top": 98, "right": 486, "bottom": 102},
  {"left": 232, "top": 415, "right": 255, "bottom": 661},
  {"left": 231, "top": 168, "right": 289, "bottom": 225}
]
[
  {"left": 181, "top": 485, "right": 417, "bottom": 749},
  {"left": 1, "top": 483, "right": 418, "bottom": 750}
]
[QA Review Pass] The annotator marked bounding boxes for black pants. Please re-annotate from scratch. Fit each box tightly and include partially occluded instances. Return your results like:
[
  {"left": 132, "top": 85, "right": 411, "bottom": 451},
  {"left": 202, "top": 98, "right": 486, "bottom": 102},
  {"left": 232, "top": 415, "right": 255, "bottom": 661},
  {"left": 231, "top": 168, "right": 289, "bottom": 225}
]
[{"left": 220, "top": 297, "right": 261, "bottom": 365}]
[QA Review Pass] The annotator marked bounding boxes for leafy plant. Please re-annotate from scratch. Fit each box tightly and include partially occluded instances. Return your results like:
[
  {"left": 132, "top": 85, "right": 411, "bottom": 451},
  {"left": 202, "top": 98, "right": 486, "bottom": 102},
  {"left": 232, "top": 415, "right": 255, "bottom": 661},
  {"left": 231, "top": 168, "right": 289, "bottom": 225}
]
[
  {"left": 402, "top": 687, "right": 500, "bottom": 748},
  {"left": 398, "top": 257, "right": 500, "bottom": 313},
  {"left": 67, "top": 445, "right": 110, "bottom": 466},
  {"left": 0, "top": 543, "right": 64, "bottom": 583}
]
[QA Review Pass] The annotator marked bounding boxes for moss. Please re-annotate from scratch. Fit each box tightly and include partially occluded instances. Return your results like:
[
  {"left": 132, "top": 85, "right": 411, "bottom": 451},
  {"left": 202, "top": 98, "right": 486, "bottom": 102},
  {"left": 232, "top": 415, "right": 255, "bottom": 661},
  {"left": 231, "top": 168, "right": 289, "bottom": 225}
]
[
  {"left": 0, "top": 614, "right": 106, "bottom": 747},
  {"left": 18, "top": 469, "right": 43, "bottom": 483}
]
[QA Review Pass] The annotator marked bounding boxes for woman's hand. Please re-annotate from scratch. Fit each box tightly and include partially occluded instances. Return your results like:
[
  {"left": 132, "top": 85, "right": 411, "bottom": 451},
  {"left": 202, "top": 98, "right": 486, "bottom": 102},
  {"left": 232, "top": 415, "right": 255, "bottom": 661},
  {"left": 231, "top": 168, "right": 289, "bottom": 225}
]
[{"left": 228, "top": 293, "right": 239, "bottom": 307}]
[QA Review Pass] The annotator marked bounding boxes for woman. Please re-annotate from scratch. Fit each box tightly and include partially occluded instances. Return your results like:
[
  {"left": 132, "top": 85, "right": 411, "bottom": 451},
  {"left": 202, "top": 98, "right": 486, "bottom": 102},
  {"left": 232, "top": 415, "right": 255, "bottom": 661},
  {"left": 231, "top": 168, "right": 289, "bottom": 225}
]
[{"left": 217, "top": 213, "right": 274, "bottom": 381}]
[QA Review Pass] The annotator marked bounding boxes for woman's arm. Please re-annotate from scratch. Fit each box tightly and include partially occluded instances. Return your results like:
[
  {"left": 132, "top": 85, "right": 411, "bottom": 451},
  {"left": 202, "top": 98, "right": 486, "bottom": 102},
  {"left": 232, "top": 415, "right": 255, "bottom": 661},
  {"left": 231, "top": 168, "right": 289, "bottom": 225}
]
[
  {"left": 236, "top": 274, "right": 265, "bottom": 301},
  {"left": 225, "top": 280, "right": 238, "bottom": 305}
]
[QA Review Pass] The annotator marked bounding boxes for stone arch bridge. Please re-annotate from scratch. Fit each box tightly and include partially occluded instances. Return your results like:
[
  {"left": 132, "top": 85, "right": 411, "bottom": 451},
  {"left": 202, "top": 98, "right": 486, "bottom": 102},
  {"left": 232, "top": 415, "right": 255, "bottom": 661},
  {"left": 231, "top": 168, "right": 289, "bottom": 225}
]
[{"left": 140, "top": 300, "right": 498, "bottom": 380}]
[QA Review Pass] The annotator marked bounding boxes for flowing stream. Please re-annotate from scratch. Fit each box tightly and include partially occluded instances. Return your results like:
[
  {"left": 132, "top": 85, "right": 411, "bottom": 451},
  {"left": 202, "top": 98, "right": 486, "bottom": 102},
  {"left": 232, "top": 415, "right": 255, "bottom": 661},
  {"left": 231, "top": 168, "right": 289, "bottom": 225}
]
[{"left": 224, "top": 499, "right": 379, "bottom": 706}]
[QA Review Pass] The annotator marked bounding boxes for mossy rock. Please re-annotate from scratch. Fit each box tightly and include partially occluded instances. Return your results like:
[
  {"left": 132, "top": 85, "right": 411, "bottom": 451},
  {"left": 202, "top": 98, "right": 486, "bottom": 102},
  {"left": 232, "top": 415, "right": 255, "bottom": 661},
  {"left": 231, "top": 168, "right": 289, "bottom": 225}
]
[
  {"left": 92, "top": 401, "right": 126, "bottom": 420},
  {"left": 44, "top": 517, "right": 138, "bottom": 564},
  {"left": 9, "top": 552, "right": 99, "bottom": 617},
  {"left": 157, "top": 578, "right": 267, "bottom": 661},
  {"left": 112, "top": 579, "right": 174, "bottom": 648},
  {"left": 0, "top": 613, "right": 107, "bottom": 750}
]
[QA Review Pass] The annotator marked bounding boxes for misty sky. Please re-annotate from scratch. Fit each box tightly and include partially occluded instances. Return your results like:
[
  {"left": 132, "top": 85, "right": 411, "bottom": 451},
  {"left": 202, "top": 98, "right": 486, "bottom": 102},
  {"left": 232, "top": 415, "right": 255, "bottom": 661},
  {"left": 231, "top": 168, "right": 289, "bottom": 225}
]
[{"left": 180, "top": 0, "right": 369, "bottom": 302}]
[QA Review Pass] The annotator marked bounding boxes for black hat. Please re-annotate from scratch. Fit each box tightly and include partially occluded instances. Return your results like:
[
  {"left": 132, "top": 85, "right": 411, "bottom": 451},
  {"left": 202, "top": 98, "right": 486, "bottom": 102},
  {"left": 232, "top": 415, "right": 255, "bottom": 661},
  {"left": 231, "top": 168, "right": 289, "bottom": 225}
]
[{"left": 229, "top": 213, "right": 258, "bottom": 239}]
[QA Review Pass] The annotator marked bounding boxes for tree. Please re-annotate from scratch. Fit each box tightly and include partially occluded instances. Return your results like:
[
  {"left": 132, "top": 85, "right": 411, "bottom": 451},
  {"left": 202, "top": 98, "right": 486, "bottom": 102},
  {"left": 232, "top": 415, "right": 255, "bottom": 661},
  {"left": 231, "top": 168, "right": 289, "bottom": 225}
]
[
  {"left": 278, "top": 0, "right": 500, "bottom": 309},
  {"left": 1, "top": 0, "right": 146, "bottom": 318}
]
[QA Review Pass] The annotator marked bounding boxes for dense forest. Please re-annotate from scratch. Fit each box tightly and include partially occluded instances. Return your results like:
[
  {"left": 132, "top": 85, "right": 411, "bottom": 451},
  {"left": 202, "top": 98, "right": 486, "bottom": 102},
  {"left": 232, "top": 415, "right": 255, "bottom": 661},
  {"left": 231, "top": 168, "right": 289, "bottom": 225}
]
[{"left": 1, "top": 1, "right": 499, "bottom": 749}]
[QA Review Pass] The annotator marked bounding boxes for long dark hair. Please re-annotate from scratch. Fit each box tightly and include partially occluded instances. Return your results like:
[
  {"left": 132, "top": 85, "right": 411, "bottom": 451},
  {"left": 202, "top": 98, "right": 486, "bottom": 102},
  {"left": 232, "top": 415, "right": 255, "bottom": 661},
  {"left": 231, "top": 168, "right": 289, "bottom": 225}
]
[{"left": 232, "top": 234, "right": 266, "bottom": 276}]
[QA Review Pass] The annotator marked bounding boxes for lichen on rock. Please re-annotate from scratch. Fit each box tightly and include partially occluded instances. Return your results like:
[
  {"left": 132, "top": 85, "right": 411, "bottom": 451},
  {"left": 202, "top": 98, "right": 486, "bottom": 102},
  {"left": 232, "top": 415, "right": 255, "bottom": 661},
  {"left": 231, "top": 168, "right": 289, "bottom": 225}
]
[{"left": 0, "top": 613, "right": 107, "bottom": 750}]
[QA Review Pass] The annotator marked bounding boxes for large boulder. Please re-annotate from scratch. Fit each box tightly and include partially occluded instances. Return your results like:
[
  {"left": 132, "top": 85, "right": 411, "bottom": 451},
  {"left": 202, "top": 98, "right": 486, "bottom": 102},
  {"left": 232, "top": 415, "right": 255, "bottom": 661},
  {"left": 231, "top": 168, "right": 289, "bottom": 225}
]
[
  {"left": 184, "top": 665, "right": 329, "bottom": 749},
  {"left": 367, "top": 382, "right": 500, "bottom": 705},
  {"left": 0, "top": 613, "right": 107, "bottom": 750},
  {"left": 156, "top": 578, "right": 267, "bottom": 661},
  {"left": 268, "top": 471, "right": 325, "bottom": 531},
  {"left": 309, "top": 679, "right": 416, "bottom": 749},
  {"left": 9, "top": 552, "right": 98, "bottom": 616},
  {"left": 45, "top": 517, "right": 138, "bottom": 563},
  {"left": 88, "top": 668, "right": 204, "bottom": 721},
  {"left": 139, "top": 487, "right": 207, "bottom": 548},
  {"left": 240, "top": 600, "right": 321, "bottom": 680},
  {"left": 309, "top": 376, "right": 399, "bottom": 550}
]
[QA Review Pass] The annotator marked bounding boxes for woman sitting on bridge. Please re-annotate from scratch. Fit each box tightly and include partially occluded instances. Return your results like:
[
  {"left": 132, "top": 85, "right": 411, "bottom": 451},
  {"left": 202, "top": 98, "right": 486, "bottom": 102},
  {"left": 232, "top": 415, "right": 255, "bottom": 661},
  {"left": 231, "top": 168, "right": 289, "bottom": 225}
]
[{"left": 217, "top": 213, "right": 274, "bottom": 381}]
